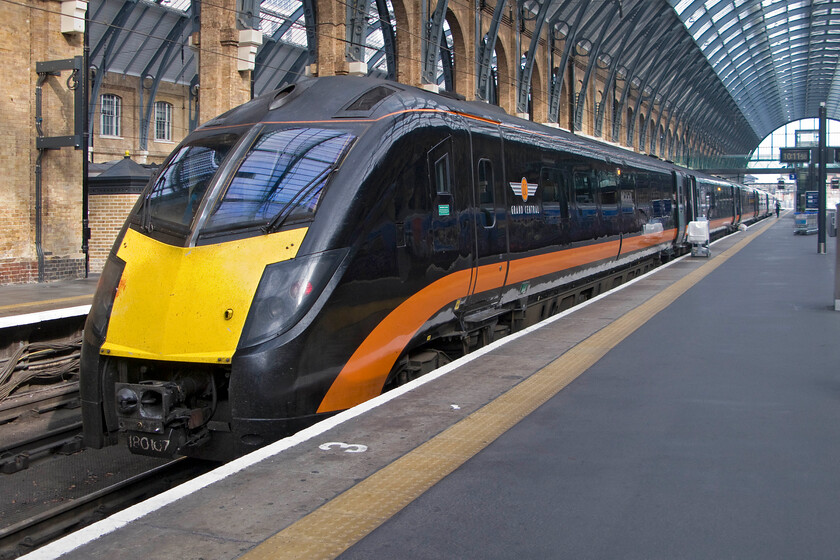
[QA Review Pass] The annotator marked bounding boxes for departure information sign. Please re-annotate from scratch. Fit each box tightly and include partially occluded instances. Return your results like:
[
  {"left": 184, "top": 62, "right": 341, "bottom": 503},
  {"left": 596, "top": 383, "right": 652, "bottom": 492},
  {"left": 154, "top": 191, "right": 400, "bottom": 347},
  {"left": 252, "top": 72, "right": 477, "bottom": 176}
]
[
  {"left": 806, "top": 191, "right": 819, "bottom": 210},
  {"left": 780, "top": 147, "right": 811, "bottom": 163}
]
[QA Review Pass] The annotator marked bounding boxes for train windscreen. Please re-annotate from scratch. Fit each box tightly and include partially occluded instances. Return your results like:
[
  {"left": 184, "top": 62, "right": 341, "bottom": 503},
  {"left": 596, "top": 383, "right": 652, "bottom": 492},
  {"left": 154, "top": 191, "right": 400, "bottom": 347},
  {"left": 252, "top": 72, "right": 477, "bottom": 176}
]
[
  {"left": 141, "top": 133, "right": 241, "bottom": 232},
  {"left": 203, "top": 127, "right": 355, "bottom": 233}
]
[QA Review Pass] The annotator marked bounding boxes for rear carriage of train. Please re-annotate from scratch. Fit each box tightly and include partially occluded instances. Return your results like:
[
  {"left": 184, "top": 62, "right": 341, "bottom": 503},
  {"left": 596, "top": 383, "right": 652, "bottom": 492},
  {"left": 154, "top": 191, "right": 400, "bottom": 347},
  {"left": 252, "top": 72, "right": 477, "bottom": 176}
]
[{"left": 694, "top": 176, "right": 740, "bottom": 236}]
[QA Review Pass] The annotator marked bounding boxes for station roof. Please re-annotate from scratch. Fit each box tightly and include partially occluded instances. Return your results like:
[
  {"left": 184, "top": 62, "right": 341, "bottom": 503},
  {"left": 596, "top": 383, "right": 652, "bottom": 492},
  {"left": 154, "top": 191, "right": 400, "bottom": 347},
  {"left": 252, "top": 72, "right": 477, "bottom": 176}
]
[
  {"left": 86, "top": 0, "right": 840, "bottom": 154},
  {"left": 668, "top": 0, "right": 840, "bottom": 141}
]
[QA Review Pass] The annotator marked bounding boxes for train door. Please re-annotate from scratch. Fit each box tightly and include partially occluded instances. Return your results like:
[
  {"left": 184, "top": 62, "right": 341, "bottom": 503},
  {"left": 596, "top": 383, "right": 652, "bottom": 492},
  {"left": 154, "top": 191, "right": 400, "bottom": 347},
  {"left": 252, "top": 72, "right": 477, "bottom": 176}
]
[
  {"left": 571, "top": 166, "right": 599, "bottom": 241},
  {"left": 468, "top": 122, "right": 508, "bottom": 306},
  {"left": 688, "top": 175, "right": 699, "bottom": 221},
  {"left": 674, "top": 172, "right": 689, "bottom": 243},
  {"left": 425, "top": 123, "right": 475, "bottom": 285},
  {"left": 597, "top": 166, "right": 620, "bottom": 239},
  {"left": 617, "top": 168, "right": 636, "bottom": 237}
]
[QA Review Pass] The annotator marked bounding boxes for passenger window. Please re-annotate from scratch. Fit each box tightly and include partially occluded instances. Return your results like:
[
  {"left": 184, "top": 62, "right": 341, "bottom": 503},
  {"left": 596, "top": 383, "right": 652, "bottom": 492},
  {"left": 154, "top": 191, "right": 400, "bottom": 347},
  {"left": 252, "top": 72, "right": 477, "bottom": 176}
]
[
  {"left": 600, "top": 188, "right": 618, "bottom": 205},
  {"left": 619, "top": 172, "right": 635, "bottom": 215},
  {"left": 599, "top": 171, "right": 619, "bottom": 205},
  {"left": 574, "top": 172, "right": 595, "bottom": 204},
  {"left": 478, "top": 159, "right": 495, "bottom": 228},
  {"left": 541, "top": 168, "right": 558, "bottom": 202},
  {"left": 541, "top": 167, "right": 568, "bottom": 220}
]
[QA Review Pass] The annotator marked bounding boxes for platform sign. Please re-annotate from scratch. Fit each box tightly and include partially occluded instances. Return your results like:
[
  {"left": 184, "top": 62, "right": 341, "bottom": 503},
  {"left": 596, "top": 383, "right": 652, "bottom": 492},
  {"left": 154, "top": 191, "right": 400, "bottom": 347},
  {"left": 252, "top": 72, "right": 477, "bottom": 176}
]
[
  {"left": 780, "top": 147, "right": 811, "bottom": 163},
  {"left": 806, "top": 191, "right": 819, "bottom": 211}
]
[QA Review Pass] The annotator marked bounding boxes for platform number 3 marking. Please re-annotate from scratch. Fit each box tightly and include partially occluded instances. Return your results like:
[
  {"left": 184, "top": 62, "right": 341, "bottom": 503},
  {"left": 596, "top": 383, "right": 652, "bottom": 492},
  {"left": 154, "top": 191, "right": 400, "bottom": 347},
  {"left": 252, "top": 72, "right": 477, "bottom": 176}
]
[{"left": 319, "top": 441, "right": 368, "bottom": 453}]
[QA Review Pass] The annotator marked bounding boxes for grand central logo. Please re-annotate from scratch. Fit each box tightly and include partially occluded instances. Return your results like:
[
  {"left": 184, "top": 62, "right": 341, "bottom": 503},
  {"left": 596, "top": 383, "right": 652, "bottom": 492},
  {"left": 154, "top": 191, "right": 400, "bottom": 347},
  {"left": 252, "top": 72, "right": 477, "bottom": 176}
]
[{"left": 509, "top": 178, "right": 539, "bottom": 215}]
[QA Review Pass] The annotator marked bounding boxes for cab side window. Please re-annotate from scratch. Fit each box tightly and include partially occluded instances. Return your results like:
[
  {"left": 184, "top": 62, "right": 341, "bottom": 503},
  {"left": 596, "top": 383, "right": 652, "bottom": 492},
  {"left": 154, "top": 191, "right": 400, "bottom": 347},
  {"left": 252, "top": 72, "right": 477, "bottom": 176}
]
[
  {"left": 428, "top": 137, "right": 454, "bottom": 195},
  {"left": 478, "top": 159, "right": 495, "bottom": 227}
]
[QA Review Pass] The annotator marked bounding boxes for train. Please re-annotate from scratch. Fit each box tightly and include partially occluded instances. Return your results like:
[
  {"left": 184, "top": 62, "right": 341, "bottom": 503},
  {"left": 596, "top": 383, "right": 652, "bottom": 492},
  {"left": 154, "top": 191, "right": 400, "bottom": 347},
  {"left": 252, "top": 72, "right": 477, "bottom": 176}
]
[{"left": 80, "top": 76, "right": 774, "bottom": 461}]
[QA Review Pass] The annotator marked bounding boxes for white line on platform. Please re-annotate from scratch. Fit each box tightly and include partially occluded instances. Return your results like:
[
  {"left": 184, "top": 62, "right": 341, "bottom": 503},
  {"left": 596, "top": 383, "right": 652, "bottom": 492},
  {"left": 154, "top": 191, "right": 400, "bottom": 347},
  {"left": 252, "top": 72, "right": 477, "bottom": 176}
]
[{"left": 0, "top": 305, "right": 91, "bottom": 329}]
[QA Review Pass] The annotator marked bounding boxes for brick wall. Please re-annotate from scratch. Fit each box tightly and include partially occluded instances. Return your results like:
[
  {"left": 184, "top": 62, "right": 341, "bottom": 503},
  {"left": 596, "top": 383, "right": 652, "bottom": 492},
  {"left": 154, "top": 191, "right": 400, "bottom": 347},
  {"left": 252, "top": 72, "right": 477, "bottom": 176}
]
[
  {"left": 0, "top": 0, "right": 85, "bottom": 285},
  {"left": 0, "top": 256, "right": 85, "bottom": 284},
  {"left": 88, "top": 193, "right": 139, "bottom": 273}
]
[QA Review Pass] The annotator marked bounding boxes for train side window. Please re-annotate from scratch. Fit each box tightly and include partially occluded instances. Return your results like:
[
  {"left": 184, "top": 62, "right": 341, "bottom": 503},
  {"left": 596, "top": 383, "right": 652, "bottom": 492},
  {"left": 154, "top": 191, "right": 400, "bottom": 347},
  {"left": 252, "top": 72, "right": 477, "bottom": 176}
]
[
  {"left": 599, "top": 171, "right": 619, "bottom": 205},
  {"left": 619, "top": 172, "right": 636, "bottom": 215},
  {"left": 573, "top": 171, "right": 595, "bottom": 204},
  {"left": 477, "top": 159, "right": 496, "bottom": 228},
  {"left": 541, "top": 167, "right": 558, "bottom": 202},
  {"left": 434, "top": 154, "right": 451, "bottom": 194},
  {"left": 541, "top": 167, "right": 568, "bottom": 220}
]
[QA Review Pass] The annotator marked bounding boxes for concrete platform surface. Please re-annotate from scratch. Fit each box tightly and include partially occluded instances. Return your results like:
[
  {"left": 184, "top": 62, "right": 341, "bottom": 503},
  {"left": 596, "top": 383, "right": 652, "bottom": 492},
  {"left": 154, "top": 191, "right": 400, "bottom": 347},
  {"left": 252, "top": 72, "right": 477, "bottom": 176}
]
[
  {"left": 0, "top": 275, "right": 97, "bottom": 326},
  {"left": 27, "top": 214, "right": 840, "bottom": 560}
]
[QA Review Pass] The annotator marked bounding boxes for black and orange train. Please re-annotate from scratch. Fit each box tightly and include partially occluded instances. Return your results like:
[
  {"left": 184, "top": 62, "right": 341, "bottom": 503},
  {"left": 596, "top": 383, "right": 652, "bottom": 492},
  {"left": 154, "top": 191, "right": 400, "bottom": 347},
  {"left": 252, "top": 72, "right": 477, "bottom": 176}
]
[{"left": 81, "top": 76, "right": 773, "bottom": 461}]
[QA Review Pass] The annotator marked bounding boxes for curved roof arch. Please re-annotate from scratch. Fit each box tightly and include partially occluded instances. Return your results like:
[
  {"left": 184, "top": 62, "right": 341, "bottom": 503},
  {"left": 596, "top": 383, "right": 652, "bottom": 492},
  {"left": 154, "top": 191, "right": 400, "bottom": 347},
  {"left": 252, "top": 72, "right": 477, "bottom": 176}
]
[
  {"left": 86, "top": 0, "right": 840, "bottom": 158},
  {"left": 669, "top": 0, "right": 840, "bottom": 141}
]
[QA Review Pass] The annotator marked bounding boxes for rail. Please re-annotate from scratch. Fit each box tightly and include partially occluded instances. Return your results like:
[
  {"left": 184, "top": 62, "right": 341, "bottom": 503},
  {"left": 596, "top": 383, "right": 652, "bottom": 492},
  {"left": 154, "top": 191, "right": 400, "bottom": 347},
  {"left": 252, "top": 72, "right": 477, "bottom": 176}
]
[{"left": 0, "top": 458, "right": 212, "bottom": 559}]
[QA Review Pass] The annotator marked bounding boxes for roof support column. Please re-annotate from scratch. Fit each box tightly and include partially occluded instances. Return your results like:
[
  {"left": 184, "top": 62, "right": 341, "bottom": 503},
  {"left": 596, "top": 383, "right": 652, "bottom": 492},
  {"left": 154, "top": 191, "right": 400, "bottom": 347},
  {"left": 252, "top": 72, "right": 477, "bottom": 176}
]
[
  {"left": 547, "top": 1, "right": 586, "bottom": 124},
  {"left": 421, "top": 0, "right": 450, "bottom": 90},
  {"left": 346, "top": 0, "right": 370, "bottom": 74},
  {"left": 87, "top": 0, "right": 138, "bottom": 137},
  {"left": 196, "top": 0, "right": 251, "bottom": 124},
  {"left": 374, "top": 0, "right": 397, "bottom": 80},
  {"left": 572, "top": 1, "right": 618, "bottom": 131},
  {"left": 593, "top": 3, "right": 646, "bottom": 137},
  {"left": 313, "top": 0, "right": 349, "bottom": 76},
  {"left": 137, "top": 17, "right": 188, "bottom": 152},
  {"left": 515, "top": 0, "right": 550, "bottom": 116},
  {"left": 476, "top": 0, "right": 507, "bottom": 102},
  {"left": 609, "top": 12, "right": 664, "bottom": 143}
]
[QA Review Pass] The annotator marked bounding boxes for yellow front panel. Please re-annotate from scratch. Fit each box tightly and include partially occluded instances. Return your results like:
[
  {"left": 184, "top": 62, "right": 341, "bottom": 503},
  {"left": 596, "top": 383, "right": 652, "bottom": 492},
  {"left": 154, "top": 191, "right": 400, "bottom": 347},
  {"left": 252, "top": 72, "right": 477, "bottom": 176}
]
[{"left": 101, "top": 227, "right": 308, "bottom": 363}]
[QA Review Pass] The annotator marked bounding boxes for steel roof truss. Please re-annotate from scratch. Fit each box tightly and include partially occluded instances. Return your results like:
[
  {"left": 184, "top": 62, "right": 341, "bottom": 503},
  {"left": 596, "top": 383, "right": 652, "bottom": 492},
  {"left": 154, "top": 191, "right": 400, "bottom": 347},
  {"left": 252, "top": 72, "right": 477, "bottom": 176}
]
[
  {"left": 138, "top": 15, "right": 188, "bottom": 150},
  {"left": 421, "top": 0, "right": 450, "bottom": 85},
  {"left": 476, "top": 0, "right": 508, "bottom": 101},
  {"left": 346, "top": 0, "right": 370, "bottom": 63},
  {"left": 515, "top": 0, "right": 551, "bottom": 114},
  {"left": 546, "top": 0, "right": 585, "bottom": 123},
  {"left": 88, "top": 0, "right": 140, "bottom": 137},
  {"left": 374, "top": 0, "right": 396, "bottom": 80}
]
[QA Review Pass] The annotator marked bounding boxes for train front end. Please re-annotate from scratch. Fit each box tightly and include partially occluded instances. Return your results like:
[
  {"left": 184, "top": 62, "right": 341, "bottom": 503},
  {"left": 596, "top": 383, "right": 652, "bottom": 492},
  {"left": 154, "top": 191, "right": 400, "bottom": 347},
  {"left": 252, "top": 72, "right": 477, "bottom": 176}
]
[{"left": 80, "top": 91, "right": 363, "bottom": 461}]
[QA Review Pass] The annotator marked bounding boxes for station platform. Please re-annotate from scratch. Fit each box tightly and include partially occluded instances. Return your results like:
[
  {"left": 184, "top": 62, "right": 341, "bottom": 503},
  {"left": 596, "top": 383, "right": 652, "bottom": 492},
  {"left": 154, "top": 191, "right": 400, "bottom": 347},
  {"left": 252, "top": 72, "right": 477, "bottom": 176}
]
[
  {"left": 25, "top": 213, "right": 840, "bottom": 559},
  {"left": 0, "top": 275, "right": 97, "bottom": 329}
]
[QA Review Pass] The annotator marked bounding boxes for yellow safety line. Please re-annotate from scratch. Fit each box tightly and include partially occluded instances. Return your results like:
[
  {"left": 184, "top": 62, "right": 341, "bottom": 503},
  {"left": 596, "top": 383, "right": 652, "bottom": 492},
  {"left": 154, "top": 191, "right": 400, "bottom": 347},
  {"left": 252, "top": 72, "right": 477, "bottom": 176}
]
[
  {"left": 0, "top": 294, "right": 93, "bottom": 313},
  {"left": 239, "top": 219, "right": 774, "bottom": 560}
]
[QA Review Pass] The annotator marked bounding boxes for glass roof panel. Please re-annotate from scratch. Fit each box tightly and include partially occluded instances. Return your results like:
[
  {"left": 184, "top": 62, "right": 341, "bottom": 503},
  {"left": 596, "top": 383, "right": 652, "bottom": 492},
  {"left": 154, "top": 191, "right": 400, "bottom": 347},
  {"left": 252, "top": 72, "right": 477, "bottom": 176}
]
[
  {"left": 669, "top": 0, "right": 840, "bottom": 139},
  {"left": 159, "top": 0, "right": 190, "bottom": 12}
]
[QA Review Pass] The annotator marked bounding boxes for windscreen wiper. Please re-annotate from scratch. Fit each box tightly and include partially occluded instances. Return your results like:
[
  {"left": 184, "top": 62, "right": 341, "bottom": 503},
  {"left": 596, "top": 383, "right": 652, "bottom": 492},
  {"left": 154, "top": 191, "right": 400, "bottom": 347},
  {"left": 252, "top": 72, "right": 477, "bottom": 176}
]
[
  {"left": 138, "top": 178, "right": 159, "bottom": 233},
  {"left": 262, "top": 163, "right": 338, "bottom": 234}
]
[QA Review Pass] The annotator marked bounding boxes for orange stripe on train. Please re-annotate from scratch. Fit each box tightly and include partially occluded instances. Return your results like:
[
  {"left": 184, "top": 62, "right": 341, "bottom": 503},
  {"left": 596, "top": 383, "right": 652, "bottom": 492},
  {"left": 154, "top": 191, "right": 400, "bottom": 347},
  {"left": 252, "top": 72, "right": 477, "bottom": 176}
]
[{"left": 317, "top": 229, "right": 677, "bottom": 412}]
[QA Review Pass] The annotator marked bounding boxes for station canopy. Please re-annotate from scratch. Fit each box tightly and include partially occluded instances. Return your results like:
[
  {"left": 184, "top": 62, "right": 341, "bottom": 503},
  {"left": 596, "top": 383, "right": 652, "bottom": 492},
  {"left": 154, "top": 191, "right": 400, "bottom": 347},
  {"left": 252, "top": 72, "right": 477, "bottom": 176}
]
[{"left": 87, "top": 0, "right": 840, "bottom": 155}]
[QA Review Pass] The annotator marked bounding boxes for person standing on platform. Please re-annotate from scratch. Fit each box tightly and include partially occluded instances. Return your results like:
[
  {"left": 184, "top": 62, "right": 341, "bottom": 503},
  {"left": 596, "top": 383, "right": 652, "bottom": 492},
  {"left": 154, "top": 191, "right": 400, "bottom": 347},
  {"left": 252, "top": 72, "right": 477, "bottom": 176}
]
[{"left": 776, "top": 200, "right": 781, "bottom": 218}]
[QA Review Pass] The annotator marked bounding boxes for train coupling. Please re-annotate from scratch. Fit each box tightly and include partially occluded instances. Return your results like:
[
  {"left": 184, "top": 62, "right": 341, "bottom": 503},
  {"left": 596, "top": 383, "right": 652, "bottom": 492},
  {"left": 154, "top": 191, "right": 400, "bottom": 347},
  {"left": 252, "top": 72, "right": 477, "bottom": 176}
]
[{"left": 114, "top": 379, "right": 211, "bottom": 457}]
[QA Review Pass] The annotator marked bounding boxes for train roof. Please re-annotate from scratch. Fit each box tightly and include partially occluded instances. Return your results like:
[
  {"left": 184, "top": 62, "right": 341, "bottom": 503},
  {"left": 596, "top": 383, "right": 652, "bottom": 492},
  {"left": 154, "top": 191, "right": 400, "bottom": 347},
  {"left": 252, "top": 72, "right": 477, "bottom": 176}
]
[{"left": 197, "top": 75, "right": 746, "bottom": 188}]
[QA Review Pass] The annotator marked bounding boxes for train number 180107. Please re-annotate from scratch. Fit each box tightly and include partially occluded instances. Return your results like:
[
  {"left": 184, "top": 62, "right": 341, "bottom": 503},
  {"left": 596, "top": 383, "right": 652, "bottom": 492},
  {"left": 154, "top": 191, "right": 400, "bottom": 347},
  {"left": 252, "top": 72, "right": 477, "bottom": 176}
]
[{"left": 127, "top": 433, "right": 171, "bottom": 456}]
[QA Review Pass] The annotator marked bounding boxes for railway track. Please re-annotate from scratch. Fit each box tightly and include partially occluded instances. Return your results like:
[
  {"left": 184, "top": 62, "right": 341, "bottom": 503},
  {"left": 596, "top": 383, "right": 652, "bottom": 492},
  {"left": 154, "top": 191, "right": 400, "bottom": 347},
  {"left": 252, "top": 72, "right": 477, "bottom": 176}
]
[
  {"left": 0, "top": 382, "right": 84, "bottom": 474},
  {"left": 1, "top": 335, "right": 85, "bottom": 474},
  {"left": 0, "top": 457, "right": 213, "bottom": 559}
]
